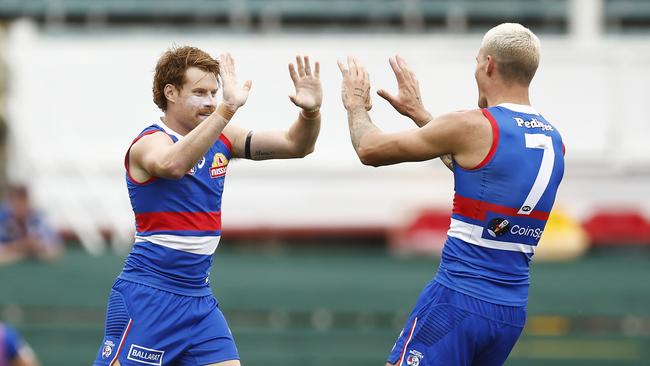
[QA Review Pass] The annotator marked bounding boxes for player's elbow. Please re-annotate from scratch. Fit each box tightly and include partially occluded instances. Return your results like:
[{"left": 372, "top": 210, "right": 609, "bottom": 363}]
[
  {"left": 289, "top": 142, "right": 315, "bottom": 158},
  {"left": 357, "top": 145, "right": 382, "bottom": 167},
  {"left": 298, "top": 144, "right": 315, "bottom": 158}
]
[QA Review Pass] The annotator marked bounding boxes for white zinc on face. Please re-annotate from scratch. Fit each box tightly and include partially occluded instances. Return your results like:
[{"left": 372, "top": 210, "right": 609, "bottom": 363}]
[
  {"left": 179, "top": 67, "right": 219, "bottom": 122},
  {"left": 184, "top": 94, "right": 215, "bottom": 112}
]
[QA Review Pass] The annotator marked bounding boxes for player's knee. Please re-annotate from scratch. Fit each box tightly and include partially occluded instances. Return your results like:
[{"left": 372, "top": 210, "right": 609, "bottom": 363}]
[{"left": 385, "top": 362, "right": 397, "bottom": 366}]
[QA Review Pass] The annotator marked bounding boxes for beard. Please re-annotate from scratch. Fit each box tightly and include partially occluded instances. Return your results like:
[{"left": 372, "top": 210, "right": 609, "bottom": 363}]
[{"left": 196, "top": 108, "right": 216, "bottom": 122}]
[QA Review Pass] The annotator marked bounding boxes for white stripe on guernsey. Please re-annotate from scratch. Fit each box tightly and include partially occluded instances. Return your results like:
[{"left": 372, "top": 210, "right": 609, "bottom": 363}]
[
  {"left": 447, "top": 218, "right": 536, "bottom": 254},
  {"left": 398, "top": 317, "right": 418, "bottom": 366},
  {"left": 497, "top": 103, "right": 539, "bottom": 115},
  {"left": 134, "top": 234, "right": 220, "bottom": 255},
  {"left": 157, "top": 120, "right": 183, "bottom": 140},
  {"left": 110, "top": 318, "right": 132, "bottom": 366}
]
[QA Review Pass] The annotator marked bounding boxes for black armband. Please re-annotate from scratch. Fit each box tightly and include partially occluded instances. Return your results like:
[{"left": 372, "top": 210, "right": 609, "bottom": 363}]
[{"left": 245, "top": 130, "right": 253, "bottom": 159}]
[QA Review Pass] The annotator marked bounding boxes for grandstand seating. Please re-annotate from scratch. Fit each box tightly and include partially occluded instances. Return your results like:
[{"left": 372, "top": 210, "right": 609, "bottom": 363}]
[
  {"left": 0, "top": 0, "right": 569, "bottom": 31},
  {"left": 583, "top": 209, "right": 650, "bottom": 246}
]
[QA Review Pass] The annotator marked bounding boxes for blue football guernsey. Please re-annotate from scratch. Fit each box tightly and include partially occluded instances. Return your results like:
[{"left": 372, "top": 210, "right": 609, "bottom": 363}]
[{"left": 435, "top": 103, "right": 565, "bottom": 306}]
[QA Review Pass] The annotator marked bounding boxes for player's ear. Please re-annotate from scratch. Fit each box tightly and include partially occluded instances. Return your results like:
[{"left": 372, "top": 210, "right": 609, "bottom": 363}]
[
  {"left": 164, "top": 84, "right": 178, "bottom": 105},
  {"left": 485, "top": 55, "right": 495, "bottom": 76}
]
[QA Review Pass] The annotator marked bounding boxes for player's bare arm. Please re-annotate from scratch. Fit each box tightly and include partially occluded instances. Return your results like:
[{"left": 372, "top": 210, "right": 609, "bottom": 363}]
[
  {"left": 130, "top": 53, "right": 251, "bottom": 181},
  {"left": 339, "top": 57, "right": 493, "bottom": 168},
  {"left": 226, "top": 55, "right": 322, "bottom": 160}
]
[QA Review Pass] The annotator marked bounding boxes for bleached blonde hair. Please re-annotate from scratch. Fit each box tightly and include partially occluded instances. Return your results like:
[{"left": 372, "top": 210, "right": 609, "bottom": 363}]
[{"left": 480, "top": 23, "right": 541, "bottom": 86}]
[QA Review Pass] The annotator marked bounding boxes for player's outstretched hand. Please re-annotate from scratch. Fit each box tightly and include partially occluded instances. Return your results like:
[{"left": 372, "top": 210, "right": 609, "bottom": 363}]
[
  {"left": 288, "top": 55, "right": 322, "bottom": 113},
  {"left": 219, "top": 53, "right": 252, "bottom": 111},
  {"left": 337, "top": 56, "right": 372, "bottom": 111},
  {"left": 377, "top": 55, "right": 432, "bottom": 126}
]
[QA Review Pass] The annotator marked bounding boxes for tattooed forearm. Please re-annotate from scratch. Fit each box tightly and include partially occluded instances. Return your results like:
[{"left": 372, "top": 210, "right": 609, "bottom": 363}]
[
  {"left": 253, "top": 149, "right": 275, "bottom": 159},
  {"left": 348, "top": 106, "right": 379, "bottom": 150}
]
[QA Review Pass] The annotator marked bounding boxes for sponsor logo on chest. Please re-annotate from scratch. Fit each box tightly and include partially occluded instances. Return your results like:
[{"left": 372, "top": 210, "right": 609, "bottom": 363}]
[
  {"left": 210, "top": 153, "right": 229, "bottom": 178},
  {"left": 127, "top": 344, "right": 164, "bottom": 365}
]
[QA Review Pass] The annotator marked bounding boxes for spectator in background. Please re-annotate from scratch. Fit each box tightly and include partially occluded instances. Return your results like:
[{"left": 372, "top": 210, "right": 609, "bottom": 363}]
[
  {"left": 0, "top": 184, "right": 62, "bottom": 264},
  {"left": 0, "top": 322, "right": 39, "bottom": 366}
]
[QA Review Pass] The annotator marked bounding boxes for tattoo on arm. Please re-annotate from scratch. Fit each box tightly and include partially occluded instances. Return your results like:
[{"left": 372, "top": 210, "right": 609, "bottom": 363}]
[
  {"left": 348, "top": 107, "right": 379, "bottom": 150},
  {"left": 441, "top": 154, "right": 454, "bottom": 170},
  {"left": 253, "top": 149, "right": 275, "bottom": 159}
]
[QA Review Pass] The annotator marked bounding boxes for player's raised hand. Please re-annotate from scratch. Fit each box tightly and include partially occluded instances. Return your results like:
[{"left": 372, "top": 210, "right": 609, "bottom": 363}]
[
  {"left": 288, "top": 55, "right": 322, "bottom": 113},
  {"left": 377, "top": 55, "right": 432, "bottom": 126},
  {"left": 337, "top": 56, "right": 372, "bottom": 111},
  {"left": 219, "top": 53, "right": 252, "bottom": 110}
]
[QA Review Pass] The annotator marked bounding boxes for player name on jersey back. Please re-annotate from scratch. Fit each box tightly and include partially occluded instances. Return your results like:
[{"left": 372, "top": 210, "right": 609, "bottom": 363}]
[{"left": 513, "top": 117, "right": 554, "bottom": 131}]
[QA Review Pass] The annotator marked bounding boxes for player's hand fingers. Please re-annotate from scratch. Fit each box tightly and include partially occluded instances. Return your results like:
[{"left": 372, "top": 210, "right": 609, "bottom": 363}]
[
  {"left": 354, "top": 57, "right": 367, "bottom": 79},
  {"left": 377, "top": 89, "right": 398, "bottom": 106},
  {"left": 396, "top": 55, "right": 414, "bottom": 83},
  {"left": 314, "top": 61, "right": 320, "bottom": 79},
  {"left": 296, "top": 55, "right": 305, "bottom": 77},
  {"left": 337, "top": 59, "right": 348, "bottom": 76},
  {"left": 304, "top": 56, "right": 312, "bottom": 77},
  {"left": 288, "top": 63, "right": 298, "bottom": 84},
  {"left": 348, "top": 56, "right": 357, "bottom": 78},
  {"left": 389, "top": 56, "right": 406, "bottom": 84}
]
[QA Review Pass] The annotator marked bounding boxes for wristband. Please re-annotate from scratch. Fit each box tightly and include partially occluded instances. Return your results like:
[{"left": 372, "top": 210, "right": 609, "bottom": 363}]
[
  {"left": 216, "top": 104, "right": 236, "bottom": 122},
  {"left": 300, "top": 108, "right": 320, "bottom": 120}
]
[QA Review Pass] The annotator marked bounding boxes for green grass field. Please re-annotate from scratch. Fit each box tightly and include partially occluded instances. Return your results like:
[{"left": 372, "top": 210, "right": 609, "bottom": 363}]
[{"left": 0, "top": 246, "right": 648, "bottom": 365}]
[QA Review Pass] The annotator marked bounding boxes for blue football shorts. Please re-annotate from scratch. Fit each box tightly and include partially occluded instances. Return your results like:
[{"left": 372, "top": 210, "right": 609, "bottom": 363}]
[
  {"left": 387, "top": 280, "right": 525, "bottom": 366},
  {"left": 94, "top": 279, "right": 239, "bottom": 366}
]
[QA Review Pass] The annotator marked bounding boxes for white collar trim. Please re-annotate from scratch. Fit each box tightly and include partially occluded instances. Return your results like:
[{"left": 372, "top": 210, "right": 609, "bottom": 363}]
[
  {"left": 158, "top": 119, "right": 183, "bottom": 140},
  {"left": 497, "top": 103, "right": 539, "bottom": 115}
]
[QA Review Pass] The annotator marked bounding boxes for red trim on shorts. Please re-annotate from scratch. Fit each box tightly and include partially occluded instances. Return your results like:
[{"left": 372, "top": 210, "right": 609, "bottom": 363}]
[
  {"left": 397, "top": 317, "right": 418, "bottom": 366},
  {"left": 110, "top": 319, "right": 133, "bottom": 366},
  {"left": 453, "top": 193, "right": 550, "bottom": 221},
  {"left": 124, "top": 130, "right": 170, "bottom": 185},
  {"left": 562, "top": 143, "right": 566, "bottom": 156},
  {"left": 467, "top": 109, "right": 500, "bottom": 170},
  {"left": 136, "top": 211, "right": 222, "bottom": 232},
  {"left": 219, "top": 134, "right": 232, "bottom": 153}
]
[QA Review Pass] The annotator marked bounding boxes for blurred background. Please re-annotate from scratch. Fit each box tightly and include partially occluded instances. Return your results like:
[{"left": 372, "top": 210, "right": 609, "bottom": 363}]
[{"left": 0, "top": 0, "right": 648, "bottom": 365}]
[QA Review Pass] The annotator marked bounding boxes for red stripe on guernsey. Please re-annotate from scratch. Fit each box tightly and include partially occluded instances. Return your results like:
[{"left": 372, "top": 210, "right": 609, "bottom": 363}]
[
  {"left": 468, "top": 109, "right": 501, "bottom": 170},
  {"left": 562, "top": 143, "right": 566, "bottom": 156},
  {"left": 136, "top": 211, "right": 222, "bottom": 232},
  {"left": 397, "top": 317, "right": 418, "bottom": 366},
  {"left": 453, "top": 193, "right": 549, "bottom": 221},
  {"left": 219, "top": 134, "right": 232, "bottom": 153},
  {"left": 110, "top": 319, "right": 133, "bottom": 366},
  {"left": 124, "top": 130, "right": 169, "bottom": 185}
]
